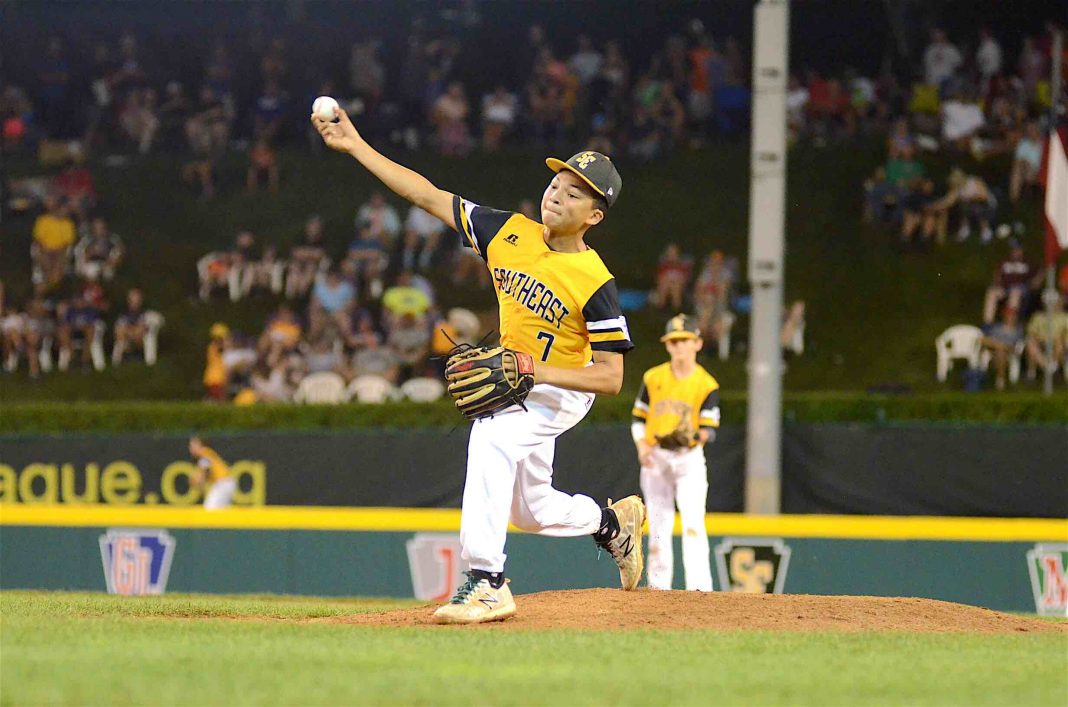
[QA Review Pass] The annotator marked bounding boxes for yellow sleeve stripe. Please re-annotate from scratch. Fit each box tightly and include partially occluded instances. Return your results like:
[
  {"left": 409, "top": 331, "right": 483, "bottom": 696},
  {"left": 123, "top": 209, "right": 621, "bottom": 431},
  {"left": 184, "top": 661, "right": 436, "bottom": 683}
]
[
  {"left": 632, "top": 408, "right": 648, "bottom": 419},
  {"left": 589, "top": 330, "right": 629, "bottom": 343},
  {"left": 699, "top": 418, "right": 720, "bottom": 428}
]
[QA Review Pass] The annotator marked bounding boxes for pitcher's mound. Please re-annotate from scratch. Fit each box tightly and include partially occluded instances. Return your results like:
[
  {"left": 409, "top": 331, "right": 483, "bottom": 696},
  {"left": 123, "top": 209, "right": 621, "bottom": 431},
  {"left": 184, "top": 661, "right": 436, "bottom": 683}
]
[{"left": 338, "top": 589, "right": 1066, "bottom": 633}]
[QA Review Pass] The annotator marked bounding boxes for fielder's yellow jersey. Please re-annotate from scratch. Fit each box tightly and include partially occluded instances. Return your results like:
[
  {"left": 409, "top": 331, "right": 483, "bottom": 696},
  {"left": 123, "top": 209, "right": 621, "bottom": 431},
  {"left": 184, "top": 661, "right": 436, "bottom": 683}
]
[
  {"left": 453, "top": 195, "right": 633, "bottom": 367},
  {"left": 632, "top": 363, "right": 721, "bottom": 445},
  {"left": 195, "top": 446, "right": 231, "bottom": 482}
]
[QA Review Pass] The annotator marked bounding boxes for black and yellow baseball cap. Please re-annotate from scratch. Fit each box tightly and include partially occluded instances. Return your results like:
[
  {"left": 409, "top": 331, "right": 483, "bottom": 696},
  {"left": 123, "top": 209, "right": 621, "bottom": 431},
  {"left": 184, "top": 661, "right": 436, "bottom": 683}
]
[
  {"left": 660, "top": 314, "right": 701, "bottom": 342},
  {"left": 545, "top": 150, "right": 622, "bottom": 207}
]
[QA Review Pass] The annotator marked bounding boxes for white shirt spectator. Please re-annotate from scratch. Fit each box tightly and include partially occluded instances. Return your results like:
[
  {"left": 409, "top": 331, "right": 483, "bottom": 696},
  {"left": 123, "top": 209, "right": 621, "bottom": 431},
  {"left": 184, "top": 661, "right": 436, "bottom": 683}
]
[
  {"left": 482, "top": 90, "right": 517, "bottom": 127},
  {"left": 976, "top": 36, "right": 1002, "bottom": 78},
  {"left": 924, "top": 39, "right": 962, "bottom": 86},
  {"left": 569, "top": 49, "right": 603, "bottom": 85},
  {"left": 405, "top": 205, "right": 446, "bottom": 239},
  {"left": 942, "top": 99, "right": 984, "bottom": 141},
  {"left": 355, "top": 198, "right": 401, "bottom": 245}
]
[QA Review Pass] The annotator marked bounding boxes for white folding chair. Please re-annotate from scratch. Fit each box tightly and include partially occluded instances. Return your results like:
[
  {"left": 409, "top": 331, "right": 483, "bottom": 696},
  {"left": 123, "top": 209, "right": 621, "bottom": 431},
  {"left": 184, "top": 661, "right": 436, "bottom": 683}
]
[
  {"left": 143, "top": 311, "right": 165, "bottom": 366},
  {"left": 293, "top": 371, "right": 349, "bottom": 404},
  {"left": 400, "top": 377, "right": 445, "bottom": 402},
  {"left": 348, "top": 374, "right": 397, "bottom": 404},
  {"left": 935, "top": 325, "right": 983, "bottom": 382},
  {"left": 717, "top": 311, "right": 735, "bottom": 361}
]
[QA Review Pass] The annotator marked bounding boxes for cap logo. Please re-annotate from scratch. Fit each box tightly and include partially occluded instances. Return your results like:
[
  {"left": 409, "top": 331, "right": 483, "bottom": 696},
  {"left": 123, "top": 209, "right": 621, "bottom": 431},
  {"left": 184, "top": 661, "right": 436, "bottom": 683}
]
[
  {"left": 671, "top": 315, "right": 686, "bottom": 332},
  {"left": 607, "top": 187, "right": 614, "bottom": 196},
  {"left": 575, "top": 151, "right": 597, "bottom": 169}
]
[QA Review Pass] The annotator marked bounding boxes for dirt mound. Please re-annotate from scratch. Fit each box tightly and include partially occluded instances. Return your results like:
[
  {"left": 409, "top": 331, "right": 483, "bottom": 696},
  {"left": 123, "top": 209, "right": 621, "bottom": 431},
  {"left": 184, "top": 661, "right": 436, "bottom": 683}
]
[{"left": 334, "top": 589, "right": 1067, "bottom": 633}]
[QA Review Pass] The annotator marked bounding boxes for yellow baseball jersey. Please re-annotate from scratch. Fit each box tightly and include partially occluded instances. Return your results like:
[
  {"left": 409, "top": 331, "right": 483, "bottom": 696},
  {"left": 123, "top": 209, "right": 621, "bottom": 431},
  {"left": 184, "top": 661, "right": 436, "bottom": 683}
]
[
  {"left": 194, "top": 446, "right": 231, "bottom": 482},
  {"left": 632, "top": 362, "right": 721, "bottom": 445},
  {"left": 453, "top": 195, "right": 633, "bottom": 367}
]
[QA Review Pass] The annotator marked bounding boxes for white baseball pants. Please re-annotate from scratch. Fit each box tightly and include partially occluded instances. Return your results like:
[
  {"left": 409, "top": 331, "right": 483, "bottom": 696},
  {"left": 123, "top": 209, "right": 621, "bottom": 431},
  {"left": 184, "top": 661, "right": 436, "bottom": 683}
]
[
  {"left": 460, "top": 383, "right": 603, "bottom": 573},
  {"left": 640, "top": 446, "right": 712, "bottom": 591},
  {"left": 204, "top": 477, "right": 237, "bottom": 510}
]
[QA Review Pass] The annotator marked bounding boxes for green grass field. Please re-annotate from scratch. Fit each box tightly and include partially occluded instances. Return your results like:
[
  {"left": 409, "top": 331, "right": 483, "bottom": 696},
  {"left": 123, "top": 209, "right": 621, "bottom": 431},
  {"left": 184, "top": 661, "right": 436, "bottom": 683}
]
[{"left": 2, "top": 592, "right": 1065, "bottom": 706}]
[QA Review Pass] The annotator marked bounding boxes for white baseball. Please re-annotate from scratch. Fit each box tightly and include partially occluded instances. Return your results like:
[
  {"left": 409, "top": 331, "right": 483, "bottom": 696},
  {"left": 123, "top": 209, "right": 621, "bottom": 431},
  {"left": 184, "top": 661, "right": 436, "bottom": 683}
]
[{"left": 312, "top": 96, "right": 339, "bottom": 122}]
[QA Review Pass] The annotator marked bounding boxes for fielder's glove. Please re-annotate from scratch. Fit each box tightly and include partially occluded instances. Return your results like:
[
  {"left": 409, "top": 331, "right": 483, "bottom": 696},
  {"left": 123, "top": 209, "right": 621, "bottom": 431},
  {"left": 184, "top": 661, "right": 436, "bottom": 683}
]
[
  {"left": 655, "top": 425, "right": 699, "bottom": 451},
  {"left": 444, "top": 344, "right": 535, "bottom": 419}
]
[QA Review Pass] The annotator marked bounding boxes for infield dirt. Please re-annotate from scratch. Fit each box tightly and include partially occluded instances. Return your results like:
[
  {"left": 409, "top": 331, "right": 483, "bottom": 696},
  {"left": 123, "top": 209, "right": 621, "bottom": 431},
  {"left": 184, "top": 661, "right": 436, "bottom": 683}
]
[{"left": 335, "top": 589, "right": 1067, "bottom": 633}]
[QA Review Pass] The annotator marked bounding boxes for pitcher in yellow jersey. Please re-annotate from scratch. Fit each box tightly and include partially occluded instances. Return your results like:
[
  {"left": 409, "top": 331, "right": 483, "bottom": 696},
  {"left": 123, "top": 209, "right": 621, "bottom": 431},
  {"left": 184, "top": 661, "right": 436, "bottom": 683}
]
[
  {"left": 631, "top": 315, "right": 720, "bottom": 591},
  {"left": 189, "top": 436, "right": 236, "bottom": 510},
  {"left": 313, "top": 105, "right": 644, "bottom": 625}
]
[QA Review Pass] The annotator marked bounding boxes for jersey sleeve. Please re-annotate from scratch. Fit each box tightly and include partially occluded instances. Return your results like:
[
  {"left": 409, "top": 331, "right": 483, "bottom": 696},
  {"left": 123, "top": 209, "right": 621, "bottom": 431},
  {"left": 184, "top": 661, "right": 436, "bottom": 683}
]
[
  {"left": 698, "top": 388, "right": 721, "bottom": 429},
  {"left": 452, "top": 195, "right": 512, "bottom": 260},
  {"left": 582, "top": 279, "right": 634, "bottom": 353},
  {"left": 631, "top": 380, "right": 650, "bottom": 422}
]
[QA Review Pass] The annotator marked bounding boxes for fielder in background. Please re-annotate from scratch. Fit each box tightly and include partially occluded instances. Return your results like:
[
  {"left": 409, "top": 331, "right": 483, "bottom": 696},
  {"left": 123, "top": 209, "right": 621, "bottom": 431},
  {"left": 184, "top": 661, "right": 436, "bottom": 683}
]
[
  {"left": 632, "top": 315, "right": 719, "bottom": 591},
  {"left": 312, "top": 105, "right": 644, "bottom": 625},
  {"left": 189, "top": 436, "right": 237, "bottom": 510}
]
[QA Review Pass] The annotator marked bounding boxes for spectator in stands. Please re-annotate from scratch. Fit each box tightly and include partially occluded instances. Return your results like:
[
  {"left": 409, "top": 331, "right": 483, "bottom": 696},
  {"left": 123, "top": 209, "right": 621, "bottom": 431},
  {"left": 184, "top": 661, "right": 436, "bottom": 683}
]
[
  {"left": 119, "top": 87, "right": 160, "bottom": 155},
  {"left": 158, "top": 81, "right": 191, "bottom": 149},
  {"left": 400, "top": 204, "right": 446, "bottom": 272},
  {"left": 111, "top": 288, "right": 147, "bottom": 365},
  {"left": 983, "top": 240, "right": 1041, "bottom": 324},
  {"left": 2, "top": 304, "right": 25, "bottom": 373},
  {"left": 481, "top": 85, "right": 517, "bottom": 152},
  {"left": 940, "top": 89, "right": 985, "bottom": 150},
  {"left": 308, "top": 269, "right": 355, "bottom": 342},
  {"left": 182, "top": 86, "right": 229, "bottom": 199},
  {"left": 651, "top": 243, "right": 693, "bottom": 310},
  {"left": 21, "top": 299, "right": 53, "bottom": 379},
  {"left": 51, "top": 157, "right": 96, "bottom": 219},
  {"left": 980, "top": 306, "right": 1023, "bottom": 390},
  {"left": 785, "top": 74, "right": 809, "bottom": 143},
  {"left": 432, "top": 81, "right": 472, "bottom": 156},
  {"left": 693, "top": 250, "right": 733, "bottom": 342},
  {"left": 886, "top": 117, "right": 915, "bottom": 159},
  {"left": 780, "top": 300, "right": 807, "bottom": 355},
  {"left": 258, "top": 304, "right": 302, "bottom": 367},
  {"left": 899, "top": 177, "right": 939, "bottom": 246},
  {"left": 381, "top": 271, "right": 432, "bottom": 330},
  {"left": 198, "top": 251, "right": 231, "bottom": 301},
  {"left": 569, "top": 34, "right": 603, "bottom": 87},
  {"left": 246, "top": 138, "right": 279, "bottom": 193},
  {"left": 1025, "top": 296, "right": 1068, "bottom": 376},
  {"left": 923, "top": 28, "right": 962, "bottom": 93},
  {"left": 341, "top": 220, "right": 388, "bottom": 298},
  {"left": 74, "top": 217, "right": 124, "bottom": 282},
  {"left": 1017, "top": 36, "right": 1047, "bottom": 96},
  {"left": 355, "top": 191, "right": 401, "bottom": 249},
  {"left": 388, "top": 312, "right": 431, "bottom": 382},
  {"left": 285, "top": 215, "right": 329, "bottom": 299},
  {"left": 250, "top": 360, "right": 293, "bottom": 403},
  {"left": 352, "top": 328, "right": 400, "bottom": 383},
  {"left": 865, "top": 144, "right": 925, "bottom": 225},
  {"left": 253, "top": 80, "right": 288, "bottom": 143},
  {"left": 349, "top": 40, "right": 386, "bottom": 119},
  {"left": 56, "top": 292, "right": 102, "bottom": 371},
  {"left": 929, "top": 169, "right": 997, "bottom": 244},
  {"left": 975, "top": 27, "right": 1003, "bottom": 97},
  {"left": 303, "top": 334, "right": 350, "bottom": 378},
  {"left": 1010, "top": 122, "right": 1044, "bottom": 203},
  {"left": 203, "top": 322, "right": 230, "bottom": 402},
  {"left": 32, "top": 196, "right": 76, "bottom": 291}
]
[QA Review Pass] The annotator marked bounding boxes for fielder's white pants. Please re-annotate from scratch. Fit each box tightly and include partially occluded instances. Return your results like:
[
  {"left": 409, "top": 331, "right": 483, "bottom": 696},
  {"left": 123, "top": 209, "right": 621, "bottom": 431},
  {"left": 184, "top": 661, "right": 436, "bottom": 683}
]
[
  {"left": 640, "top": 446, "right": 712, "bottom": 591},
  {"left": 204, "top": 477, "right": 237, "bottom": 510},
  {"left": 461, "top": 383, "right": 603, "bottom": 573}
]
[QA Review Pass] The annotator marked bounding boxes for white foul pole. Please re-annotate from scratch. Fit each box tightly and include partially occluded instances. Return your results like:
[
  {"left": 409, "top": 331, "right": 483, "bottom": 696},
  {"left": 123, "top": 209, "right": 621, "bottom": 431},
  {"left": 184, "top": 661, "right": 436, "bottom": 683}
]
[{"left": 745, "top": 0, "right": 789, "bottom": 514}]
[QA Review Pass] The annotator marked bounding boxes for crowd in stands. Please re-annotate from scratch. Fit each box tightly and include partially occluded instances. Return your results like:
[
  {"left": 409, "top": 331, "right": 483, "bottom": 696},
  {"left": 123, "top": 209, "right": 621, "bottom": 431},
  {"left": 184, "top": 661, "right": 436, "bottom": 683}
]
[
  {"left": 1, "top": 166, "right": 163, "bottom": 378},
  {"left": 3, "top": 11, "right": 1065, "bottom": 395}
]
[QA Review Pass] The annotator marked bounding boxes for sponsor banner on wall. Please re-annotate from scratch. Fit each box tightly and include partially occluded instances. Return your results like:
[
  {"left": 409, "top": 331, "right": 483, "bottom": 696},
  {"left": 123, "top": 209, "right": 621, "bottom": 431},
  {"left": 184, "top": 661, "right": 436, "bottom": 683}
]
[
  {"left": 99, "top": 529, "right": 176, "bottom": 595},
  {"left": 1026, "top": 543, "right": 1068, "bottom": 617},
  {"left": 406, "top": 533, "right": 465, "bottom": 602},
  {"left": 2, "top": 424, "right": 1065, "bottom": 515},
  {"left": 714, "top": 537, "right": 791, "bottom": 594}
]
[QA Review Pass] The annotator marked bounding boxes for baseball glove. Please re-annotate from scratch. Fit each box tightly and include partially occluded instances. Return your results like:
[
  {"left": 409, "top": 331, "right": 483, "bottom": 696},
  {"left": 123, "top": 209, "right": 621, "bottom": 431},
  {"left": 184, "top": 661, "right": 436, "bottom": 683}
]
[
  {"left": 656, "top": 420, "right": 698, "bottom": 451},
  {"left": 444, "top": 344, "right": 535, "bottom": 419}
]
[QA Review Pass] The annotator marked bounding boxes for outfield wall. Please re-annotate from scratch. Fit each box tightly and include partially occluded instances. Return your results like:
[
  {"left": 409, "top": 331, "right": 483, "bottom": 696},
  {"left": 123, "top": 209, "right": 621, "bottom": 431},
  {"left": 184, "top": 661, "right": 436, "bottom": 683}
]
[
  {"left": 1, "top": 424, "right": 1066, "bottom": 516},
  {"left": 2, "top": 506, "right": 1065, "bottom": 615}
]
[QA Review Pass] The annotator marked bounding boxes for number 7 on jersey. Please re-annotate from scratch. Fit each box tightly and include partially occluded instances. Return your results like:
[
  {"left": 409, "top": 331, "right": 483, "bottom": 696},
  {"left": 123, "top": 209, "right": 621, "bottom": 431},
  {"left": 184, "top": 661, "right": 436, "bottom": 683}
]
[{"left": 536, "top": 331, "right": 555, "bottom": 361}]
